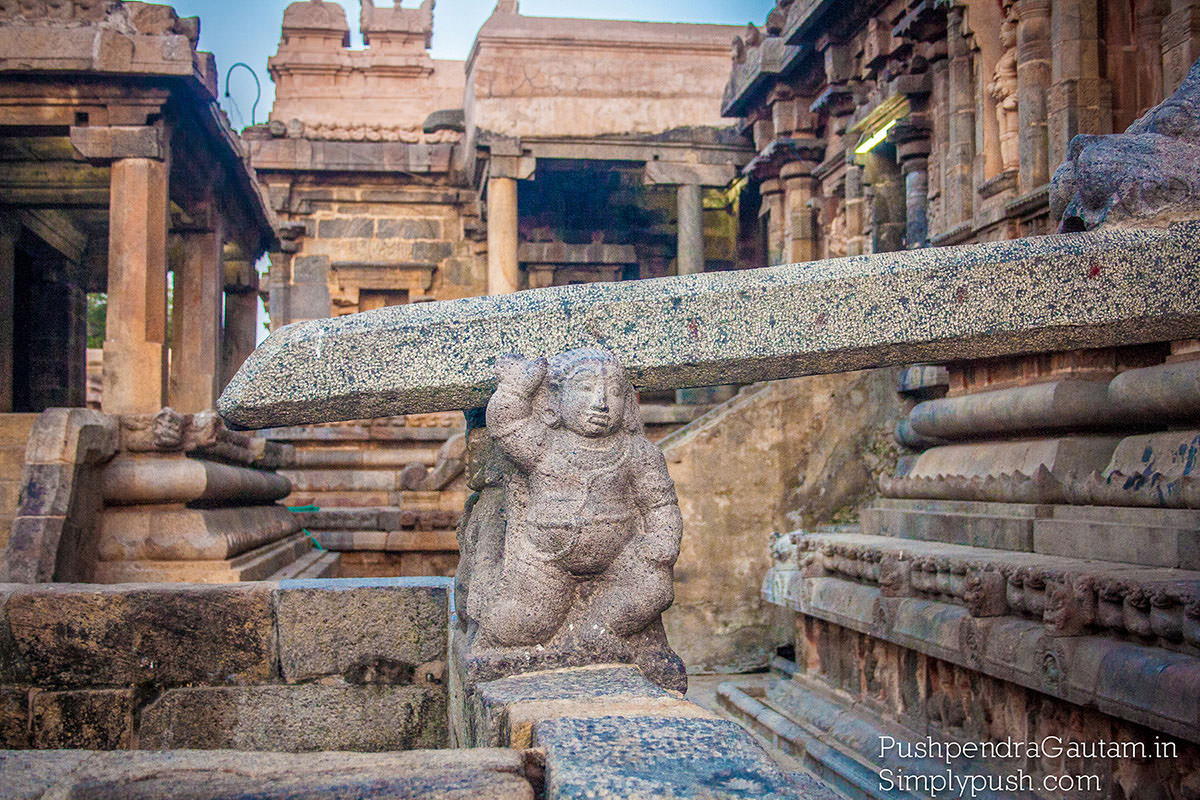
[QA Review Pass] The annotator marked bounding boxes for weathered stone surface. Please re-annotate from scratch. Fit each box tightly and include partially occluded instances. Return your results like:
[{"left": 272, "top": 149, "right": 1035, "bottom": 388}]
[
  {"left": 455, "top": 350, "right": 686, "bottom": 694},
  {"left": 138, "top": 685, "right": 446, "bottom": 751},
  {"left": 30, "top": 689, "right": 133, "bottom": 749},
  {"left": 219, "top": 221, "right": 1200, "bottom": 428},
  {"left": 534, "top": 715, "right": 797, "bottom": 799},
  {"left": 274, "top": 577, "right": 449, "bottom": 683},
  {"left": 0, "top": 686, "right": 28, "bottom": 748},
  {"left": 468, "top": 666, "right": 714, "bottom": 748},
  {"left": 661, "top": 372, "right": 900, "bottom": 673},
  {"left": 6, "top": 583, "right": 274, "bottom": 687},
  {"left": 1051, "top": 58, "right": 1200, "bottom": 231},
  {"left": 0, "top": 749, "right": 532, "bottom": 800}
]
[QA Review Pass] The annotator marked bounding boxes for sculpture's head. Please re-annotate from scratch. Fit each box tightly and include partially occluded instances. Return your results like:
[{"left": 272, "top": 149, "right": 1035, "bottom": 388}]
[{"left": 544, "top": 348, "right": 640, "bottom": 438}]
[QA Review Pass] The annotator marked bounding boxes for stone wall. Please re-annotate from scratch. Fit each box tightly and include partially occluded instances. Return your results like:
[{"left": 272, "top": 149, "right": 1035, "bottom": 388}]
[
  {"left": 661, "top": 370, "right": 903, "bottom": 673},
  {"left": 0, "top": 578, "right": 451, "bottom": 751}
]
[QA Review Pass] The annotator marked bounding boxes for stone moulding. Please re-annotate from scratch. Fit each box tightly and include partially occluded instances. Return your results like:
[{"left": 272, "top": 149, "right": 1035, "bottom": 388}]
[
  {"left": 219, "top": 220, "right": 1200, "bottom": 429},
  {"left": 780, "top": 532, "right": 1200, "bottom": 656}
]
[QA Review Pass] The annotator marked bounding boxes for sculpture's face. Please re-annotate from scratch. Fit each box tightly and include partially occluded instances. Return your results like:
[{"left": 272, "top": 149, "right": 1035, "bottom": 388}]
[{"left": 558, "top": 363, "right": 626, "bottom": 438}]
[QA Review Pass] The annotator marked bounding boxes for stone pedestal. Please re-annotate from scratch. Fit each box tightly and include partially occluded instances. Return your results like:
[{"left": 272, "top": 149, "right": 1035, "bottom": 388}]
[
  {"left": 675, "top": 182, "right": 703, "bottom": 275},
  {"left": 486, "top": 175, "right": 519, "bottom": 295},
  {"left": 102, "top": 157, "right": 169, "bottom": 415}
]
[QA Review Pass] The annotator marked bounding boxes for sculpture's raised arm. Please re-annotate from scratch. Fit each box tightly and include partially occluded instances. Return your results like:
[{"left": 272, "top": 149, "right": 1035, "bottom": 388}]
[{"left": 484, "top": 354, "right": 549, "bottom": 470}]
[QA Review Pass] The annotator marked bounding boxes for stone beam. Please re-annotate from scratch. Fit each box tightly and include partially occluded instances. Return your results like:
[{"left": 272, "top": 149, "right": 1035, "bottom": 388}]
[{"left": 218, "top": 222, "right": 1200, "bottom": 429}]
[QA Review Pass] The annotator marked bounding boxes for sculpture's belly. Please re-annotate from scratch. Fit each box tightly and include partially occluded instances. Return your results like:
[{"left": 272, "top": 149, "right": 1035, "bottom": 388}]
[{"left": 560, "top": 515, "right": 635, "bottom": 575}]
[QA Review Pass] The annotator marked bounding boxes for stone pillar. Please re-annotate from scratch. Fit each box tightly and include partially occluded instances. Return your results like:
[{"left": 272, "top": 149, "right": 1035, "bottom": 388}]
[
  {"left": 1162, "top": 0, "right": 1200, "bottom": 93},
  {"left": 780, "top": 161, "right": 818, "bottom": 264},
  {"left": 843, "top": 163, "right": 867, "bottom": 257},
  {"left": 1135, "top": 3, "right": 1167, "bottom": 115},
  {"left": 945, "top": 5, "right": 976, "bottom": 224},
  {"left": 487, "top": 176, "right": 519, "bottom": 295},
  {"left": 221, "top": 289, "right": 258, "bottom": 390},
  {"left": 103, "top": 157, "right": 168, "bottom": 414},
  {"left": 169, "top": 217, "right": 224, "bottom": 413},
  {"left": 1048, "top": 0, "right": 1109, "bottom": 172},
  {"left": 676, "top": 183, "right": 704, "bottom": 275},
  {"left": 267, "top": 251, "right": 292, "bottom": 331},
  {"left": 759, "top": 178, "right": 785, "bottom": 265},
  {"left": 1014, "top": 0, "right": 1052, "bottom": 193},
  {"left": 893, "top": 118, "right": 932, "bottom": 250},
  {"left": 0, "top": 219, "right": 15, "bottom": 412}
]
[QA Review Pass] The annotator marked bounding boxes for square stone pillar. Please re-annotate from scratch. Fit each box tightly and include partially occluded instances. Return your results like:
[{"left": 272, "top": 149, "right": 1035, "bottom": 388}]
[
  {"left": 102, "top": 157, "right": 169, "bottom": 415},
  {"left": 1163, "top": 0, "right": 1200, "bottom": 93},
  {"left": 675, "top": 183, "right": 704, "bottom": 275},
  {"left": 1048, "top": 0, "right": 1110, "bottom": 172},
  {"left": 267, "top": 251, "right": 292, "bottom": 331},
  {"left": 487, "top": 175, "right": 520, "bottom": 295},
  {"left": 221, "top": 289, "right": 258, "bottom": 390},
  {"left": 168, "top": 218, "right": 224, "bottom": 413},
  {"left": 1014, "top": 0, "right": 1052, "bottom": 193},
  {"left": 780, "top": 161, "right": 818, "bottom": 264},
  {"left": 759, "top": 179, "right": 785, "bottom": 266},
  {"left": 0, "top": 219, "right": 15, "bottom": 413},
  {"left": 945, "top": 5, "right": 976, "bottom": 223}
]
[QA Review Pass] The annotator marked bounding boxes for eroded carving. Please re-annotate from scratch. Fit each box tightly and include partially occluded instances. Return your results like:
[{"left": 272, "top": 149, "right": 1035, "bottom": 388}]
[
  {"left": 1051, "top": 56, "right": 1200, "bottom": 231},
  {"left": 454, "top": 348, "right": 686, "bottom": 692},
  {"left": 988, "top": 11, "right": 1019, "bottom": 172}
]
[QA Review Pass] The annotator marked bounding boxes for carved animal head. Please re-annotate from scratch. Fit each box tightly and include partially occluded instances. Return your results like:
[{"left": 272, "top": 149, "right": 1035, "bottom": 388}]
[{"left": 1050, "top": 57, "right": 1200, "bottom": 231}]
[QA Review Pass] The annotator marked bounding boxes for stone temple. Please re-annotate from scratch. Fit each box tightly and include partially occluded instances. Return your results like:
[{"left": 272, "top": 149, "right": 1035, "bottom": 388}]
[{"left": 0, "top": 0, "right": 1199, "bottom": 797}]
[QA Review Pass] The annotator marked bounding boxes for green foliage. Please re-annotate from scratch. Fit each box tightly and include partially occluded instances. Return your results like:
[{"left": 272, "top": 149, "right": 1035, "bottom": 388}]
[{"left": 86, "top": 293, "right": 107, "bottom": 349}]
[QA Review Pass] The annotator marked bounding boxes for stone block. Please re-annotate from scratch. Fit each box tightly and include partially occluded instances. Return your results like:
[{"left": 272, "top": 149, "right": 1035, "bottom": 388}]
[
  {"left": 534, "top": 716, "right": 796, "bottom": 799},
  {"left": 30, "top": 688, "right": 133, "bottom": 749},
  {"left": 317, "top": 218, "right": 374, "bottom": 238},
  {"left": 139, "top": 684, "right": 446, "bottom": 751},
  {"left": 412, "top": 241, "right": 454, "bottom": 262},
  {"left": 0, "top": 686, "right": 28, "bottom": 748},
  {"left": 470, "top": 666, "right": 712, "bottom": 748},
  {"left": 290, "top": 255, "right": 330, "bottom": 283},
  {"left": 0, "top": 749, "right": 532, "bottom": 800},
  {"left": 6, "top": 583, "right": 275, "bottom": 687},
  {"left": 377, "top": 218, "right": 441, "bottom": 240},
  {"left": 274, "top": 577, "right": 450, "bottom": 683}
]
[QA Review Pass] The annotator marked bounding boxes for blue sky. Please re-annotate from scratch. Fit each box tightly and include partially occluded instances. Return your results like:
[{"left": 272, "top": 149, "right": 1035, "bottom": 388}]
[{"left": 168, "top": 0, "right": 776, "bottom": 128}]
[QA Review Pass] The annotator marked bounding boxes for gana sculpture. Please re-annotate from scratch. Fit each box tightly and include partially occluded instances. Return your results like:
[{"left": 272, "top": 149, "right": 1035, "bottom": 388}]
[{"left": 453, "top": 348, "right": 687, "bottom": 693}]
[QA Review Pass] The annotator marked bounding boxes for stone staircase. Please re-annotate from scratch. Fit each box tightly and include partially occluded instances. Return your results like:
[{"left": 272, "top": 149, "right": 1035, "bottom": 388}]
[{"left": 0, "top": 413, "right": 38, "bottom": 553}]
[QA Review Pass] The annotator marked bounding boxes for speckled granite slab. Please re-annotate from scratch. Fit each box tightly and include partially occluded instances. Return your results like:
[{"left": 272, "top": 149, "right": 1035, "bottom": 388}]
[{"left": 220, "top": 221, "right": 1200, "bottom": 429}]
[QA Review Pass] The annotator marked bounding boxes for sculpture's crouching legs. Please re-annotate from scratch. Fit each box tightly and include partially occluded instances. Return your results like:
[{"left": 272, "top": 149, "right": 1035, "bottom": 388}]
[
  {"left": 588, "top": 541, "right": 675, "bottom": 640},
  {"left": 478, "top": 553, "right": 574, "bottom": 648}
]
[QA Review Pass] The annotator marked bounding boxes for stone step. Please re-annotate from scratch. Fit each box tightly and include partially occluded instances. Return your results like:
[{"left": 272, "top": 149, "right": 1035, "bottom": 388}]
[
  {"left": 292, "top": 506, "right": 404, "bottom": 531},
  {"left": 313, "top": 529, "right": 459, "bottom": 552},
  {"left": 93, "top": 532, "right": 314, "bottom": 584},
  {"left": 268, "top": 547, "right": 341, "bottom": 580}
]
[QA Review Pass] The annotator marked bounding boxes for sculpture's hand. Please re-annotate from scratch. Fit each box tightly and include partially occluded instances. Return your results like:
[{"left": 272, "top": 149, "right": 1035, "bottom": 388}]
[{"left": 495, "top": 354, "right": 547, "bottom": 397}]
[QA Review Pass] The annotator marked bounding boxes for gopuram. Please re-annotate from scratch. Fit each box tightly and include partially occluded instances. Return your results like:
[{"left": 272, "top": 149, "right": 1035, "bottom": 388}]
[{"left": 0, "top": 0, "right": 1199, "bottom": 798}]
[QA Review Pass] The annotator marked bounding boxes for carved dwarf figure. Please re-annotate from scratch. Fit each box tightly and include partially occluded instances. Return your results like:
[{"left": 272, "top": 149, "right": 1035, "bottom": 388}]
[{"left": 454, "top": 348, "right": 686, "bottom": 692}]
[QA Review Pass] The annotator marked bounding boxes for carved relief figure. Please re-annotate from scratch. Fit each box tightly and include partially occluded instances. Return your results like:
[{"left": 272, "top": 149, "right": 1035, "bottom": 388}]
[
  {"left": 454, "top": 348, "right": 686, "bottom": 692},
  {"left": 988, "top": 16, "right": 1020, "bottom": 172}
]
